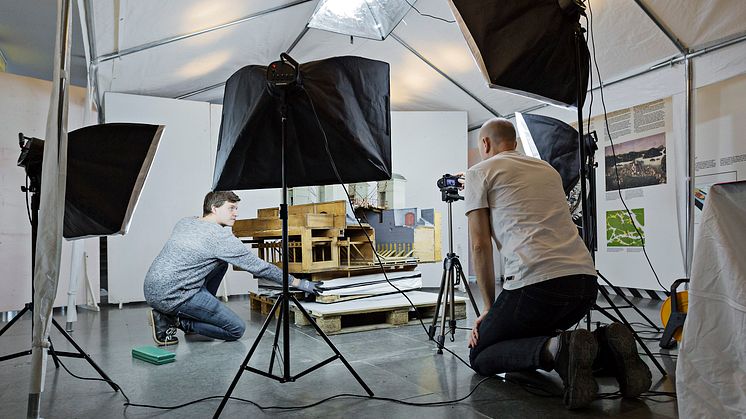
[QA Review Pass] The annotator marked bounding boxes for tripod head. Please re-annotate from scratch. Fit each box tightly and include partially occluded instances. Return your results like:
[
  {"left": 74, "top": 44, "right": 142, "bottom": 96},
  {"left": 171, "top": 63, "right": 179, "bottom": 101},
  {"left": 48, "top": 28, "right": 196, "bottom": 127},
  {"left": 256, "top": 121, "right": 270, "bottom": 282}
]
[{"left": 437, "top": 173, "right": 464, "bottom": 203}]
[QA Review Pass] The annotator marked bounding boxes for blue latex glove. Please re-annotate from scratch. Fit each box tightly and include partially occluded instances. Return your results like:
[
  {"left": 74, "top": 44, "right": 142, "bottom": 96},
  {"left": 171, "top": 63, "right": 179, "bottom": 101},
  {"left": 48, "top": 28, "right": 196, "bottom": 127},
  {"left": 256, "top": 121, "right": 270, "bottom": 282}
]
[{"left": 291, "top": 277, "right": 323, "bottom": 295}]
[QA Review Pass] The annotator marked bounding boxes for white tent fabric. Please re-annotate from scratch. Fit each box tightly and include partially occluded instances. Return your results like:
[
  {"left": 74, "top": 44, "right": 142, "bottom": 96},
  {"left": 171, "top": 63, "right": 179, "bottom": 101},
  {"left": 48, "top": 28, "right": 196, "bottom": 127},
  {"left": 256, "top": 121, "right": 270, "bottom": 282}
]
[
  {"left": 29, "top": 0, "right": 72, "bottom": 416},
  {"left": 676, "top": 181, "right": 746, "bottom": 418}
]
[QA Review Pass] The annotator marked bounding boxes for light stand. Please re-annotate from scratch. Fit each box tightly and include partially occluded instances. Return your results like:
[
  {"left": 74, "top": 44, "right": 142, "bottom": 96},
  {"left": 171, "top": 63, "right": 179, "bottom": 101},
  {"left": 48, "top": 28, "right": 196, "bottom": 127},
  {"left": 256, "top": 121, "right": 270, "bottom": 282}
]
[
  {"left": 214, "top": 54, "right": 373, "bottom": 418},
  {"left": 571, "top": 26, "right": 667, "bottom": 377},
  {"left": 428, "top": 184, "right": 480, "bottom": 353},
  {"left": 0, "top": 145, "right": 117, "bottom": 390}
]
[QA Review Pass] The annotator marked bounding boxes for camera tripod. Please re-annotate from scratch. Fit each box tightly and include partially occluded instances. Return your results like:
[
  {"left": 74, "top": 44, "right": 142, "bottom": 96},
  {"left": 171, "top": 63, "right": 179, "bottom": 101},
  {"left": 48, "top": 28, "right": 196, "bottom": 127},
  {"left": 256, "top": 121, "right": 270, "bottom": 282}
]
[{"left": 428, "top": 189, "right": 480, "bottom": 354}]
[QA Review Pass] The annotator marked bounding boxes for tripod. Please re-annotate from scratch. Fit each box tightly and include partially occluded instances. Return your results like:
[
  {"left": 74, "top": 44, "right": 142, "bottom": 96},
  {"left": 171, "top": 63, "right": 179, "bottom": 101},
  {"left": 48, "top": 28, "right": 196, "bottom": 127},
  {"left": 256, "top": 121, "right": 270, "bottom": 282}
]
[
  {"left": 214, "top": 54, "right": 372, "bottom": 418},
  {"left": 428, "top": 188, "right": 480, "bottom": 354},
  {"left": 571, "top": 27, "right": 666, "bottom": 377},
  {"left": 0, "top": 177, "right": 117, "bottom": 390}
]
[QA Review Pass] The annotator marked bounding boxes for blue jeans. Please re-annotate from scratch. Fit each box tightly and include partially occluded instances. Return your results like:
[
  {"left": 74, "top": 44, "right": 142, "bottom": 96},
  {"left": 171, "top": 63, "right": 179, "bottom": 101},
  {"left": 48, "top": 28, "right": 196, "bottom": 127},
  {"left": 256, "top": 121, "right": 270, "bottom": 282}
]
[
  {"left": 172, "top": 262, "right": 246, "bottom": 341},
  {"left": 469, "top": 274, "right": 597, "bottom": 375}
]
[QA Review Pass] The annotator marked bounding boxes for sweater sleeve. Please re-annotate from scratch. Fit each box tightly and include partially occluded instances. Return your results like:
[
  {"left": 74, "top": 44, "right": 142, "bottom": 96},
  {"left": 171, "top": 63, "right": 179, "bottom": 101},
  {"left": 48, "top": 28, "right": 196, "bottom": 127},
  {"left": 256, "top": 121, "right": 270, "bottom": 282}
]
[{"left": 216, "top": 229, "right": 285, "bottom": 284}]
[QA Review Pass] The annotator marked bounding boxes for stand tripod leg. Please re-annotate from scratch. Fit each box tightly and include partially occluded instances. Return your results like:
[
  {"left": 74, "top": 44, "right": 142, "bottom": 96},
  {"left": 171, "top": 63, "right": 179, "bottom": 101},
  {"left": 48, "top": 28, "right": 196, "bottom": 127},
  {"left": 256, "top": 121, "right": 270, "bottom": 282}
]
[
  {"left": 289, "top": 295, "right": 374, "bottom": 396},
  {"left": 596, "top": 290, "right": 667, "bottom": 376},
  {"left": 268, "top": 306, "right": 284, "bottom": 375},
  {"left": 429, "top": 268, "right": 448, "bottom": 340},
  {"left": 0, "top": 305, "right": 30, "bottom": 337},
  {"left": 47, "top": 339, "right": 61, "bottom": 369},
  {"left": 436, "top": 270, "right": 452, "bottom": 354},
  {"left": 455, "top": 262, "right": 480, "bottom": 317},
  {"left": 214, "top": 295, "right": 284, "bottom": 418},
  {"left": 51, "top": 318, "right": 119, "bottom": 391},
  {"left": 597, "top": 272, "right": 660, "bottom": 330},
  {"left": 449, "top": 269, "right": 456, "bottom": 341}
]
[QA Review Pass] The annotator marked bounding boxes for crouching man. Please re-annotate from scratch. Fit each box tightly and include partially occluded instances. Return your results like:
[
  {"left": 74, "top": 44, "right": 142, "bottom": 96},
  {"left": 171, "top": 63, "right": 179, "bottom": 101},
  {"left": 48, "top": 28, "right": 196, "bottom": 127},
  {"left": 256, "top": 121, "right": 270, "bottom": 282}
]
[{"left": 143, "top": 190, "right": 320, "bottom": 345}]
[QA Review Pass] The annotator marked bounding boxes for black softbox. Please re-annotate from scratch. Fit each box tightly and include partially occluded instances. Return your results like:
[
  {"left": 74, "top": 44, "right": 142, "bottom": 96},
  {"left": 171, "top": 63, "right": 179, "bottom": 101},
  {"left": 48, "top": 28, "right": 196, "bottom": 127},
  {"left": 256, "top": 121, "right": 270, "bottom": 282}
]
[
  {"left": 213, "top": 56, "right": 392, "bottom": 190},
  {"left": 18, "top": 123, "right": 164, "bottom": 239},
  {"left": 447, "top": 0, "right": 590, "bottom": 108},
  {"left": 515, "top": 112, "right": 580, "bottom": 194}
]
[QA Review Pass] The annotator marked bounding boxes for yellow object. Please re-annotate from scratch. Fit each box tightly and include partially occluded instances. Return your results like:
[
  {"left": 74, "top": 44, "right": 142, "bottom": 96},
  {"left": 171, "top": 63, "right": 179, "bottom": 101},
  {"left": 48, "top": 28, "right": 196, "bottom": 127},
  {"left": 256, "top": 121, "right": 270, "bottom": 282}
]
[{"left": 660, "top": 291, "right": 688, "bottom": 342}]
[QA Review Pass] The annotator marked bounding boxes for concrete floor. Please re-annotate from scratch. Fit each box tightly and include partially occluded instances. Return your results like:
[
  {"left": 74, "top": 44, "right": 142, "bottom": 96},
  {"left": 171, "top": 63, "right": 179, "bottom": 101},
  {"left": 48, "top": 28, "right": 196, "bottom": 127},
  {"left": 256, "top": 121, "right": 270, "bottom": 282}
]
[{"left": 0, "top": 287, "right": 678, "bottom": 418}]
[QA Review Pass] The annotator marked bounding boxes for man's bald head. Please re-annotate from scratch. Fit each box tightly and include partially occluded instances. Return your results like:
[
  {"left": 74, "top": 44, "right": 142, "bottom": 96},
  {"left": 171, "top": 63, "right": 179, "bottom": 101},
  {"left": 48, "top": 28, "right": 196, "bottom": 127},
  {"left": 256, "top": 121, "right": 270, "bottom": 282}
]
[{"left": 478, "top": 118, "right": 517, "bottom": 159}]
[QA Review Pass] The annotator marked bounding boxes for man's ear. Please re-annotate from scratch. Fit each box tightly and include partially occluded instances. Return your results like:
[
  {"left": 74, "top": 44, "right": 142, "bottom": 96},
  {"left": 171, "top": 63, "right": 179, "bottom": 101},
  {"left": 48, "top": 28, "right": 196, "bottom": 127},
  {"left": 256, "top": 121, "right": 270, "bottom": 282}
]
[{"left": 482, "top": 137, "right": 491, "bottom": 154}]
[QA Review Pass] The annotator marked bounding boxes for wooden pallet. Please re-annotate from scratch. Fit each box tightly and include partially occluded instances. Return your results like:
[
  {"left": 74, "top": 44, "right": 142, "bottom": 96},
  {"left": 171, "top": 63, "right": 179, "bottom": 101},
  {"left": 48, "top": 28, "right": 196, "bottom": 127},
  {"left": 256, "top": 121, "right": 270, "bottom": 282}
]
[{"left": 294, "top": 298, "right": 466, "bottom": 335}]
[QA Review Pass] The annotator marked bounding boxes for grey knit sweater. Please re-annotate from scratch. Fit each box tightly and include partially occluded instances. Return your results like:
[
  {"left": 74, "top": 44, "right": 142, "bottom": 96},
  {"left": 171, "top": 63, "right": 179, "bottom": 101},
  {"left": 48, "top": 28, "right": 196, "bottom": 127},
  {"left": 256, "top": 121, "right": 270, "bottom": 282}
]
[{"left": 143, "top": 217, "right": 284, "bottom": 313}]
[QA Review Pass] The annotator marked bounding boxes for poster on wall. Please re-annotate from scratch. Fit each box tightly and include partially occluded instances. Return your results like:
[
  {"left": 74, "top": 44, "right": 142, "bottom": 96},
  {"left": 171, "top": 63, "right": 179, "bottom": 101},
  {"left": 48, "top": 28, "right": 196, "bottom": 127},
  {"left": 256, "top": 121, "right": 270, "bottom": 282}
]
[{"left": 585, "top": 97, "right": 685, "bottom": 290}]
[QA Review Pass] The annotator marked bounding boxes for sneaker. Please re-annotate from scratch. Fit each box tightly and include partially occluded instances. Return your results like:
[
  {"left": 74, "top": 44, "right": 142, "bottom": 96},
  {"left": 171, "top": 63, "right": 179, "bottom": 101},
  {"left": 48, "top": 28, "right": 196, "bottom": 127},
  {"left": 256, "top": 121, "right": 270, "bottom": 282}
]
[
  {"left": 554, "top": 329, "right": 599, "bottom": 409},
  {"left": 148, "top": 310, "right": 179, "bottom": 346},
  {"left": 595, "top": 322, "right": 652, "bottom": 398}
]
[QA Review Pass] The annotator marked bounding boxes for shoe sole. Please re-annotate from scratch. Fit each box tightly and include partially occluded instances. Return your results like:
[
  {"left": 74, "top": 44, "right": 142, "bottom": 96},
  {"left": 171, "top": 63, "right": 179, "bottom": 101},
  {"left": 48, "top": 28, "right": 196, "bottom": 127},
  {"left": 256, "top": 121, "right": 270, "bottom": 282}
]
[
  {"left": 148, "top": 310, "right": 178, "bottom": 347},
  {"left": 606, "top": 323, "right": 652, "bottom": 398},
  {"left": 564, "top": 329, "right": 599, "bottom": 409}
]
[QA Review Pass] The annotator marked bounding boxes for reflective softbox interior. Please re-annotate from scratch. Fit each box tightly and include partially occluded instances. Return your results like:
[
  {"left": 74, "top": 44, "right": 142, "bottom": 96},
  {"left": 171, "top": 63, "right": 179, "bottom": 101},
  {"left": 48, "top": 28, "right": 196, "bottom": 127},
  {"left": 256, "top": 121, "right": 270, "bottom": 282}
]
[
  {"left": 515, "top": 112, "right": 580, "bottom": 195},
  {"left": 213, "top": 55, "right": 392, "bottom": 190},
  {"left": 447, "top": 0, "right": 590, "bottom": 108}
]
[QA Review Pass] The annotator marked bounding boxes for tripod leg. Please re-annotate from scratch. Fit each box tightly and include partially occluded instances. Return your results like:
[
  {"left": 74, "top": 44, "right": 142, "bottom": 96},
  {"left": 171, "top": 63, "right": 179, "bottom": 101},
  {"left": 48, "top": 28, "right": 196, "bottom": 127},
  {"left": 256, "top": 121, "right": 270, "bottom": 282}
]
[
  {"left": 596, "top": 290, "right": 667, "bottom": 376},
  {"left": 455, "top": 262, "right": 480, "bottom": 317},
  {"left": 429, "top": 267, "right": 448, "bottom": 340},
  {"left": 51, "top": 319, "right": 119, "bottom": 391},
  {"left": 214, "top": 295, "right": 285, "bottom": 418},
  {"left": 437, "top": 269, "right": 452, "bottom": 354},
  {"left": 0, "top": 305, "right": 30, "bottom": 337},
  {"left": 597, "top": 273, "right": 660, "bottom": 330},
  {"left": 449, "top": 267, "right": 456, "bottom": 342},
  {"left": 289, "top": 296, "right": 374, "bottom": 396},
  {"left": 47, "top": 338, "right": 61, "bottom": 369},
  {"left": 268, "top": 305, "right": 284, "bottom": 375}
]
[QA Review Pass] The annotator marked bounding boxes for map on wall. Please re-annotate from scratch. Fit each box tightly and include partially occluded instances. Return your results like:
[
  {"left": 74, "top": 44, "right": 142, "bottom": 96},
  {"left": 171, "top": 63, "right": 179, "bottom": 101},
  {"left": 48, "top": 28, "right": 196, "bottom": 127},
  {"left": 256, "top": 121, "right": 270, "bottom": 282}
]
[{"left": 606, "top": 208, "right": 645, "bottom": 247}]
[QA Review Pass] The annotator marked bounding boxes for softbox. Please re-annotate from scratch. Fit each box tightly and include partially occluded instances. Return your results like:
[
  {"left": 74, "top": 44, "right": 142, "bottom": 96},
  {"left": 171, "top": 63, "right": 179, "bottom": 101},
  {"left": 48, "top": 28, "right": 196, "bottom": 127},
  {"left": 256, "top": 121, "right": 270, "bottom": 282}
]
[
  {"left": 447, "top": 0, "right": 590, "bottom": 108},
  {"left": 213, "top": 55, "right": 392, "bottom": 190},
  {"left": 18, "top": 123, "right": 164, "bottom": 239},
  {"left": 515, "top": 112, "right": 580, "bottom": 195}
]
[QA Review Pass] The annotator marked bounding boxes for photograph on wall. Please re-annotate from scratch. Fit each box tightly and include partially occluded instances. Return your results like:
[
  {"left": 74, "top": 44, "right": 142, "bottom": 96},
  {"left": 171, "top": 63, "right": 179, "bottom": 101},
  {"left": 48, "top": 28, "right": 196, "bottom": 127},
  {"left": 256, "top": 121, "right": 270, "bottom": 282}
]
[
  {"left": 605, "top": 133, "right": 667, "bottom": 191},
  {"left": 606, "top": 208, "right": 645, "bottom": 247}
]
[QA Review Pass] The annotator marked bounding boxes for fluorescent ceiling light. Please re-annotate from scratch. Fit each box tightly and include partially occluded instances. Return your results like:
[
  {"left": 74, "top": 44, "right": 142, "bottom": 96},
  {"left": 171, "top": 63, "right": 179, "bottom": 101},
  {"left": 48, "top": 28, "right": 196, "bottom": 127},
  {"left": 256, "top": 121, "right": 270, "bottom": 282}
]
[{"left": 308, "top": 0, "right": 416, "bottom": 41}]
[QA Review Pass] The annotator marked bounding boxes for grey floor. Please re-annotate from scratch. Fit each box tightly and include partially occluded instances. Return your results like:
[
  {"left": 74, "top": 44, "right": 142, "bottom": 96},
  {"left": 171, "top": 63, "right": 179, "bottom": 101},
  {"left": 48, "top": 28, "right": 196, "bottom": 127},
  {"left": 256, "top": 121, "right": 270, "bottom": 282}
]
[{"left": 0, "top": 286, "right": 679, "bottom": 418}]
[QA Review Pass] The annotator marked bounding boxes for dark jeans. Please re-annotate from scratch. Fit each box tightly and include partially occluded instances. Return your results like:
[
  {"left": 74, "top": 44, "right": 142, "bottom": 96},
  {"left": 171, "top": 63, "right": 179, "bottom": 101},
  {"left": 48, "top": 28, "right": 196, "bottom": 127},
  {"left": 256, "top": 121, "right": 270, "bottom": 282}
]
[
  {"left": 469, "top": 274, "right": 597, "bottom": 375},
  {"left": 172, "top": 261, "right": 246, "bottom": 341}
]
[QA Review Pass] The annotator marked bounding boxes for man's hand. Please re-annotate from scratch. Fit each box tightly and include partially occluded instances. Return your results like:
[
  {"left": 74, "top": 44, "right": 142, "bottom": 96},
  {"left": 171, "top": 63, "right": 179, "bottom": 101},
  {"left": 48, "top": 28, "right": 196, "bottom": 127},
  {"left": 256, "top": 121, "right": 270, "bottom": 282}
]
[
  {"left": 454, "top": 171, "right": 465, "bottom": 190},
  {"left": 468, "top": 312, "right": 487, "bottom": 348},
  {"left": 291, "top": 277, "right": 323, "bottom": 295}
]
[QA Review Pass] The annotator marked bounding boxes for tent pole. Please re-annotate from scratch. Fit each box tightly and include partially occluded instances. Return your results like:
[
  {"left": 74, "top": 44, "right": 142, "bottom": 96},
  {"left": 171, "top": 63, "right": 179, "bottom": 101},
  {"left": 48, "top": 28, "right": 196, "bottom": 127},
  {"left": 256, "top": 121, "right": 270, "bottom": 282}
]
[{"left": 685, "top": 57, "right": 695, "bottom": 277}]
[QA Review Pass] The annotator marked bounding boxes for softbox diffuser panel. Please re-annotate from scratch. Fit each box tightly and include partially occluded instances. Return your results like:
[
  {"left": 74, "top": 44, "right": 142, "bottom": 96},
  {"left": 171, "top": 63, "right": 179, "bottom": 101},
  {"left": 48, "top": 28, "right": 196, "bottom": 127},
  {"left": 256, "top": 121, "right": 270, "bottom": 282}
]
[
  {"left": 65, "top": 123, "right": 164, "bottom": 239},
  {"left": 515, "top": 112, "right": 579, "bottom": 195},
  {"left": 448, "top": 0, "right": 590, "bottom": 109},
  {"left": 213, "top": 55, "right": 392, "bottom": 191}
]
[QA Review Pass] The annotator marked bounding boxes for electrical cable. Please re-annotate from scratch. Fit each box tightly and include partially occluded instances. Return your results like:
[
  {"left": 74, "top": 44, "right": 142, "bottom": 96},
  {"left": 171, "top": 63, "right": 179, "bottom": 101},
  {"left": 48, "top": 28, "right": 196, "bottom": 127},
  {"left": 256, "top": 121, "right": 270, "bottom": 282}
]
[
  {"left": 403, "top": 0, "right": 455, "bottom": 24},
  {"left": 586, "top": 0, "right": 668, "bottom": 294},
  {"left": 25, "top": 175, "right": 32, "bottom": 224}
]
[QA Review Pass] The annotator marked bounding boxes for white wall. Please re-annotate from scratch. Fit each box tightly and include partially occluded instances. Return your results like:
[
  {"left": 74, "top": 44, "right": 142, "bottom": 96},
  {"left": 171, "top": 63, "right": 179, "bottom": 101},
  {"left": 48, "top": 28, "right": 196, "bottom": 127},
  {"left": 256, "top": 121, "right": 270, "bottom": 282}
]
[
  {"left": 0, "top": 72, "right": 100, "bottom": 312},
  {"left": 391, "top": 111, "right": 468, "bottom": 287}
]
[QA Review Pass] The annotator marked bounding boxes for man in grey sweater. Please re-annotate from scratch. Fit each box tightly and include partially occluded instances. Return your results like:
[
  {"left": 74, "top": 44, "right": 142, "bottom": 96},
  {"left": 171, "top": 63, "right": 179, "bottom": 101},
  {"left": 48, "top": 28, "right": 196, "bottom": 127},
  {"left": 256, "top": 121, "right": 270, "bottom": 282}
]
[{"left": 144, "top": 190, "right": 320, "bottom": 345}]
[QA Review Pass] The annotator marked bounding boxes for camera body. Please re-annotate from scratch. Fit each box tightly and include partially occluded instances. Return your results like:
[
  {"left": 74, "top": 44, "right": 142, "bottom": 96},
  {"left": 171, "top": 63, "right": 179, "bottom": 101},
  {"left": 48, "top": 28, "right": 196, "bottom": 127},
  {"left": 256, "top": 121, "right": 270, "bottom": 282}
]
[{"left": 437, "top": 173, "right": 464, "bottom": 203}]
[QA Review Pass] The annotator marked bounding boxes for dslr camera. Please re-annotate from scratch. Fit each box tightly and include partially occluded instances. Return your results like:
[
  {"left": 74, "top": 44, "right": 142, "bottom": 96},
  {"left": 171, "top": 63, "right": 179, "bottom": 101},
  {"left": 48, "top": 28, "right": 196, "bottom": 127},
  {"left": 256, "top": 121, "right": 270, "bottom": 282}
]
[{"left": 437, "top": 173, "right": 464, "bottom": 202}]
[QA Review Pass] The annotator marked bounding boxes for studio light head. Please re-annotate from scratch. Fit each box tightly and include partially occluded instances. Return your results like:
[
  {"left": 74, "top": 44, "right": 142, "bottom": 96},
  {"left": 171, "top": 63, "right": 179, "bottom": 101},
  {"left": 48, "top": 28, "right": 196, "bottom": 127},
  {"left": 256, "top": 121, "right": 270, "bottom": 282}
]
[{"left": 17, "top": 133, "right": 45, "bottom": 185}]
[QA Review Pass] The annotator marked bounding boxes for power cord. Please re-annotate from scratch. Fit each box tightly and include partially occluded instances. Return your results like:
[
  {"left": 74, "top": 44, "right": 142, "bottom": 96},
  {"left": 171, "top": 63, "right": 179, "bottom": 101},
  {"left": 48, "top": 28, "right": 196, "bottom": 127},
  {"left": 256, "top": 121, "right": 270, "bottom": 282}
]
[
  {"left": 586, "top": 1, "right": 668, "bottom": 294},
  {"left": 403, "top": 0, "right": 455, "bottom": 24}
]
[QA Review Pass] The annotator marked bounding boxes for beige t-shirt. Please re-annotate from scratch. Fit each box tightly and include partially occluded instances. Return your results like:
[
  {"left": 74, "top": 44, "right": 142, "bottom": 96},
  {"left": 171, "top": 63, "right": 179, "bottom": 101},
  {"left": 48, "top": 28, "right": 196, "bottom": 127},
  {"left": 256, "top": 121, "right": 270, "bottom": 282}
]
[{"left": 464, "top": 150, "right": 596, "bottom": 290}]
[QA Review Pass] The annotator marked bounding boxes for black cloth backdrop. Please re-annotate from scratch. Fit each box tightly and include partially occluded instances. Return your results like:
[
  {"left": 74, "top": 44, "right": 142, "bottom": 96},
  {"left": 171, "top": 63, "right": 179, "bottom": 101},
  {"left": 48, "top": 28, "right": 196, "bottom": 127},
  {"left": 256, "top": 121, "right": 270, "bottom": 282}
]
[
  {"left": 449, "top": 0, "right": 590, "bottom": 108},
  {"left": 213, "top": 56, "right": 392, "bottom": 191}
]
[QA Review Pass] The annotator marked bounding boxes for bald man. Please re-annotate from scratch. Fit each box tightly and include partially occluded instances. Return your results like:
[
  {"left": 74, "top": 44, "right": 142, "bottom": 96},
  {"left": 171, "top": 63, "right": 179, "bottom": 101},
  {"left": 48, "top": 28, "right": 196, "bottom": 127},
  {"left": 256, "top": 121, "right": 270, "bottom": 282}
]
[{"left": 463, "top": 118, "right": 650, "bottom": 409}]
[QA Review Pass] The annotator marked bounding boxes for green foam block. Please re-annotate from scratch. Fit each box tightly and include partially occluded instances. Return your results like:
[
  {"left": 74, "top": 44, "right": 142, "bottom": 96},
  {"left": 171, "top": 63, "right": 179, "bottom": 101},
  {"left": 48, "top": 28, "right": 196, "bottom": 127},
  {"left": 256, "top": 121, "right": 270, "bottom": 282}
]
[{"left": 132, "top": 345, "right": 175, "bottom": 365}]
